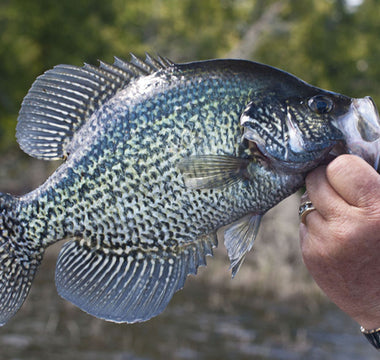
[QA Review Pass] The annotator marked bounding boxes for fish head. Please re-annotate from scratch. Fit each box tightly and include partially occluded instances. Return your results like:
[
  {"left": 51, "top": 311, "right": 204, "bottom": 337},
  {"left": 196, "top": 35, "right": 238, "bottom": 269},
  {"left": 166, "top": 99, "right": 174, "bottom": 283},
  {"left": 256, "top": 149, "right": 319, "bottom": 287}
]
[{"left": 241, "top": 88, "right": 380, "bottom": 173}]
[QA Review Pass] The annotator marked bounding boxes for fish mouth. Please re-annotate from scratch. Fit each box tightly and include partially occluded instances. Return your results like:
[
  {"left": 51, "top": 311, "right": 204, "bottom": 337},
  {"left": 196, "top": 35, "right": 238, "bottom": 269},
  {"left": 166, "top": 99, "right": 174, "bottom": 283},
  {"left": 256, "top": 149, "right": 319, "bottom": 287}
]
[
  {"left": 320, "top": 142, "right": 347, "bottom": 166},
  {"left": 333, "top": 96, "right": 380, "bottom": 171}
]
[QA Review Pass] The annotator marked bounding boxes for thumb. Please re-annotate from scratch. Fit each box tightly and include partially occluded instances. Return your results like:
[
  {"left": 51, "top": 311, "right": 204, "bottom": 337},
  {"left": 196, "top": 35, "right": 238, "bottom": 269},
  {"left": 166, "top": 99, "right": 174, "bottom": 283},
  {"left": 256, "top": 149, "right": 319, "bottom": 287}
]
[{"left": 326, "top": 154, "right": 380, "bottom": 208}]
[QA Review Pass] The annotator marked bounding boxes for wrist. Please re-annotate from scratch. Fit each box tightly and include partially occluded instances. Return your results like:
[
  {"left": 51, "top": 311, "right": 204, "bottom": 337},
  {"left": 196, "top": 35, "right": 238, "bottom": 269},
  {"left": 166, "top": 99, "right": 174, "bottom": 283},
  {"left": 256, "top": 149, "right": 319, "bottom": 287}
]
[
  {"left": 353, "top": 310, "right": 380, "bottom": 331},
  {"left": 360, "top": 326, "right": 380, "bottom": 350},
  {"left": 340, "top": 300, "right": 380, "bottom": 331},
  {"left": 355, "top": 313, "right": 380, "bottom": 350},
  {"left": 358, "top": 319, "right": 380, "bottom": 331}
]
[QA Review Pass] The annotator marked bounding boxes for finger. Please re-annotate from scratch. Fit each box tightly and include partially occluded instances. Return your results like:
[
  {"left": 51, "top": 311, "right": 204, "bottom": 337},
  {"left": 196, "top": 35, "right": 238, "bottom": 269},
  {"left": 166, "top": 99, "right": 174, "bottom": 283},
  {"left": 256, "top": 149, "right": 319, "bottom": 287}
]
[
  {"left": 326, "top": 155, "right": 380, "bottom": 208},
  {"left": 305, "top": 166, "right": 347, "bottom": 221},
  {"left": 299, "top": 222, "right": 309, "bottom": 254},
  {"left": 299, "top": 191, "right": 319, "bottom": 225},
  {"left": 300, "top": 201, "right": 327, "bottom": 240},
  {"left": 299, "top": 190, "right": 327, "bottom": 244},
  {"left": 299, "top": 210, "right": 328, "bottom": 261}
]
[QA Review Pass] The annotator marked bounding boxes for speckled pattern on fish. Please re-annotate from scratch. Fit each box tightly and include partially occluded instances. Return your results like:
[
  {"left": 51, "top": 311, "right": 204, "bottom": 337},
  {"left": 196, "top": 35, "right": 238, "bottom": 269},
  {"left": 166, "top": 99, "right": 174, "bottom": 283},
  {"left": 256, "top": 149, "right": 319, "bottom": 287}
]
[{"left": 0, "top": 54, "right": 379, "bottom": 326}]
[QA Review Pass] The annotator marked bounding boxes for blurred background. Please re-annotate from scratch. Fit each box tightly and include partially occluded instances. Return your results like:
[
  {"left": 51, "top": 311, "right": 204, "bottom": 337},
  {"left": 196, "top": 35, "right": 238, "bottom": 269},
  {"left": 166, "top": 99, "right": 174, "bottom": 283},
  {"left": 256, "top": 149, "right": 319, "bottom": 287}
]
[{"left": 1, "top": 0, "right": 380, "bottom": 359}]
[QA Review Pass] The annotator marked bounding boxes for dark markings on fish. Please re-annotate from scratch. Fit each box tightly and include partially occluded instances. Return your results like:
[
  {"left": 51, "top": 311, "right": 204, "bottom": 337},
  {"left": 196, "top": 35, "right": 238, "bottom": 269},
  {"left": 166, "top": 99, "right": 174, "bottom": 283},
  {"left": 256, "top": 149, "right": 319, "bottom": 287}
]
[{"left": 0, "top": 53, "right": 378, "bottom": 326}]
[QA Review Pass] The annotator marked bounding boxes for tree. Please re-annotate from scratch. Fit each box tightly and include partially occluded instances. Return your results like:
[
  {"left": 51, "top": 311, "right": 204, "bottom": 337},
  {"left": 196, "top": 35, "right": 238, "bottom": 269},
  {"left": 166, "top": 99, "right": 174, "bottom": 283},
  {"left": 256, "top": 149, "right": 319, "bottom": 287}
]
[{"left": 1, "top": 0, "right": 379, "bottom": 152}]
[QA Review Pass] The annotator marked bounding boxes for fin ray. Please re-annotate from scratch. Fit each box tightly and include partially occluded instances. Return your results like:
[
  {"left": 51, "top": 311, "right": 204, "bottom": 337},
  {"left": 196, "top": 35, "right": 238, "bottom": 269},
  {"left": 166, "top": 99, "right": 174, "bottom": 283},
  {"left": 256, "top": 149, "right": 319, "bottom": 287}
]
[
  {"left": 55, "top": 234, "right": 216, "bottom": 323},
  {"left": 224, "top": 214, "right": 262, "bottom": 277},
  {"left": 0, "top": 245, "right": 41, "bottom": 325},
  {"left": 178, "top": 155, "right": 249, "bottom": 189},
  {"left": 17, "top": 54, "right": 174, "bottom": 160}
]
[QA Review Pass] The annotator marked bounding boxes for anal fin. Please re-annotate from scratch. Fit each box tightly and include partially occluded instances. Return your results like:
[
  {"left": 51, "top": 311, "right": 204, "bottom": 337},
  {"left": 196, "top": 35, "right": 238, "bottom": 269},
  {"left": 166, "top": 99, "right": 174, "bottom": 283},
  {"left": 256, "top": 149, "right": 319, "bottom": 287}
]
[
  {"left": 224, "top": 214, "right": 262, "bottom": 278},
  {"left": 55, "top": 234, "right": 216, "bottom": 323}
]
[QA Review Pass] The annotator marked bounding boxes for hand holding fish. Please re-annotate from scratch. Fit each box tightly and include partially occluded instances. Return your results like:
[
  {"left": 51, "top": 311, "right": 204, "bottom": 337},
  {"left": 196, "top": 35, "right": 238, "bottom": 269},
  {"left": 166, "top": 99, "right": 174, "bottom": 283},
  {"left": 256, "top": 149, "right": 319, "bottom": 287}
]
[{"left": 300, "top": 155, "right": 380, "bottom": 333}]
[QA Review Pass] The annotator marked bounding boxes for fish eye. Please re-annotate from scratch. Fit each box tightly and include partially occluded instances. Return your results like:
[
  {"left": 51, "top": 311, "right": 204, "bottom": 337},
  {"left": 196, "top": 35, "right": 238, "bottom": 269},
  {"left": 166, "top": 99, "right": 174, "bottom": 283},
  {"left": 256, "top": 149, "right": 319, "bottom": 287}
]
[{"left": 308, "top": 95, "right": 334, "bottom": 114}]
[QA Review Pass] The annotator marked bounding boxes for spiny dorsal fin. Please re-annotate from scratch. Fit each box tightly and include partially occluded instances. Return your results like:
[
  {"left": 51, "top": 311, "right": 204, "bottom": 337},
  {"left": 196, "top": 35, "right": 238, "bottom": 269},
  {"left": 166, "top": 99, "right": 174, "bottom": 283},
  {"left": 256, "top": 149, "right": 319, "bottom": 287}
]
[{"left": 16, "top": 54, "right": 174, "bottom": 160}]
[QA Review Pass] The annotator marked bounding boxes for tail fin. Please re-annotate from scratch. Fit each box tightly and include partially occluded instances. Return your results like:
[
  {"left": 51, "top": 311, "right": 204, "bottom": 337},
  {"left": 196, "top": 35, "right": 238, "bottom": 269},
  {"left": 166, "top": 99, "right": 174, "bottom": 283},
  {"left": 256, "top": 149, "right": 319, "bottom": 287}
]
[{"left": 0, "top": 193, "right": 42, "bottom": 325}]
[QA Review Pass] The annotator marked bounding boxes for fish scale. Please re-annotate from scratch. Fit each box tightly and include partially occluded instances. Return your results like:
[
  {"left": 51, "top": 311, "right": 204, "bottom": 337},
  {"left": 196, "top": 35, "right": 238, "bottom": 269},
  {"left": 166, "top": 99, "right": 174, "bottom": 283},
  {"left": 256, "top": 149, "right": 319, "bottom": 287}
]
[{"left": 1, "top": 54, "right": 379, "bottom": 326}]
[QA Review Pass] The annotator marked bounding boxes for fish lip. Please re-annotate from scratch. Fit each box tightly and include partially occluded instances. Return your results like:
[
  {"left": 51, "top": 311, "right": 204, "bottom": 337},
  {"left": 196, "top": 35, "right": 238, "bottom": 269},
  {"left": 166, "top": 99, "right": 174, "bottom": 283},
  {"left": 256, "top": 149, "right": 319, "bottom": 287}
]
[
  {"left": 333, "top": 96, "right": 380, "bottom": 171},
  {"left": 352, "top": 97, "right": 380, "bottom": 142}
]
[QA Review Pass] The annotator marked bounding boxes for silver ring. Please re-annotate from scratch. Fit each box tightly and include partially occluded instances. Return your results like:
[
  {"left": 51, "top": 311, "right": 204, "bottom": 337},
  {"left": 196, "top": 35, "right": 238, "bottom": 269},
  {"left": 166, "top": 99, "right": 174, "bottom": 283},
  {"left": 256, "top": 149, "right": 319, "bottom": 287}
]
[{"left": 299, "top": 201, "right": 316, "bottom": 224}]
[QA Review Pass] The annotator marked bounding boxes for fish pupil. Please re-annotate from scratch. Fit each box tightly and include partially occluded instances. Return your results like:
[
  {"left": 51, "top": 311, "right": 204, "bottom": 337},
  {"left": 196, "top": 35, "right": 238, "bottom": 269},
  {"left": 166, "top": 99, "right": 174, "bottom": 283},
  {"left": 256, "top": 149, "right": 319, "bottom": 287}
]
[{"left": 308, "top": 95, "right": 333, "bottom": 114}]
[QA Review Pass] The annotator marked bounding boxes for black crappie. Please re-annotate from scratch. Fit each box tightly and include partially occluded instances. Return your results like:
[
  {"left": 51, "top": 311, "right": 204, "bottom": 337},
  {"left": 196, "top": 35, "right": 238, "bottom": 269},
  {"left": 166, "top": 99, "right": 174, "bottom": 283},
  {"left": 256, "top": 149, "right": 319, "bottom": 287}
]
[{"left": 1, "top": 55, "right": 379, "bottom": 326}]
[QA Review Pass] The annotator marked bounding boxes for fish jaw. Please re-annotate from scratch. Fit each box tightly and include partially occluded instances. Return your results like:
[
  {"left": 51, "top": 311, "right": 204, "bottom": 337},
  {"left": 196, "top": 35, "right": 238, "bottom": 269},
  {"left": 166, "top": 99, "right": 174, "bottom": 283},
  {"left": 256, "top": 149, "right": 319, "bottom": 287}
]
[{"left": 333, "top": 96, "right": 380, "bottom": 170}]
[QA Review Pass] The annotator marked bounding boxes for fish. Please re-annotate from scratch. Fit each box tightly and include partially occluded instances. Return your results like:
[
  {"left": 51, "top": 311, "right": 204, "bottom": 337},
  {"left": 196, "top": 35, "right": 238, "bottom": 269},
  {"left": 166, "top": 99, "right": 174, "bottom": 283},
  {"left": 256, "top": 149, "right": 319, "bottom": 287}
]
[{"left": 0, "top": 54, "right": 379, "bottom": 326}]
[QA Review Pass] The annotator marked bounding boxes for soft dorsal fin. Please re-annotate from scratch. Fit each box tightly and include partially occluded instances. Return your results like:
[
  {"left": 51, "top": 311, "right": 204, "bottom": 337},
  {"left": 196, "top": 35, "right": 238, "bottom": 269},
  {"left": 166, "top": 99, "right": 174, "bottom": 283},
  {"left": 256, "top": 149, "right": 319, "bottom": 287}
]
[{"left": 16, "top": 54, "right": 174, "bottom": 160}]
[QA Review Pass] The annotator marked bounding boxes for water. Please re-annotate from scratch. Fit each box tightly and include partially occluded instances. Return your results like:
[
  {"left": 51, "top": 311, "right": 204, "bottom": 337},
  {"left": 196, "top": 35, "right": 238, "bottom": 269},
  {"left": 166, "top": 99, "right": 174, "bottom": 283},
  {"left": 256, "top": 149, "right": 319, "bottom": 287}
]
[{"left": 0, "top": 248, "right": 377, "bottom": 360}]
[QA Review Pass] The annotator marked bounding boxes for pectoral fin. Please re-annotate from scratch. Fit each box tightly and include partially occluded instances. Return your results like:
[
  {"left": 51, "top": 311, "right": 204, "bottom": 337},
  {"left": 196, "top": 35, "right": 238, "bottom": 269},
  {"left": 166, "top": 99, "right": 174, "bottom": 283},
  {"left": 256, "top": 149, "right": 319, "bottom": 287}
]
[
  {"left": 224, "top": 214, "right": 262, "bottom": 278},
  {"left": 178, "top": 155, "right": 249, "bottom": 189}
]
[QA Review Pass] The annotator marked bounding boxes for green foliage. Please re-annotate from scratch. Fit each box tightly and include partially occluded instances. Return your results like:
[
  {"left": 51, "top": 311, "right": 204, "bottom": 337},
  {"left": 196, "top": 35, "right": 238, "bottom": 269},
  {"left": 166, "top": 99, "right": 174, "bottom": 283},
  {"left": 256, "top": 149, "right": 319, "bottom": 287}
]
[
  {"left": 1, "top": 0, "right": 380, "bottom": 151},
  {"left": 254, "top": 0, "right": 380, "bottom": 100}
]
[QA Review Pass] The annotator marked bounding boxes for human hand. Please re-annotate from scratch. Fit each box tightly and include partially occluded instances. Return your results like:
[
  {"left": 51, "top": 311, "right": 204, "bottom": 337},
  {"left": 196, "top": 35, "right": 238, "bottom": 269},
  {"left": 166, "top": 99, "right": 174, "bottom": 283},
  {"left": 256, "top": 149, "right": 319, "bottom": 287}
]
[{"left": 299, "top": 154, "right": 380, "bottom": 330}]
